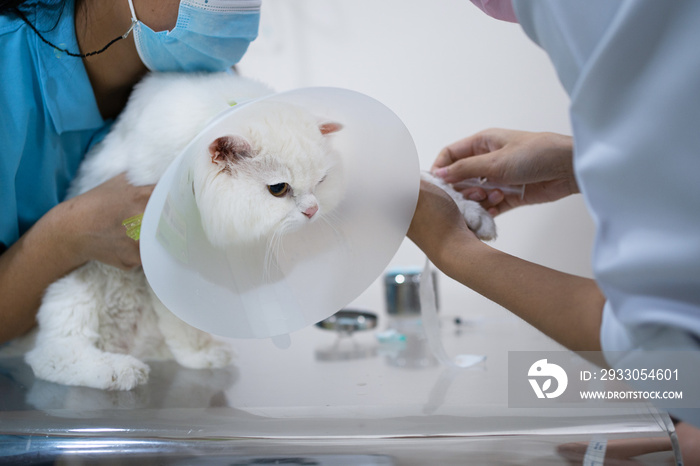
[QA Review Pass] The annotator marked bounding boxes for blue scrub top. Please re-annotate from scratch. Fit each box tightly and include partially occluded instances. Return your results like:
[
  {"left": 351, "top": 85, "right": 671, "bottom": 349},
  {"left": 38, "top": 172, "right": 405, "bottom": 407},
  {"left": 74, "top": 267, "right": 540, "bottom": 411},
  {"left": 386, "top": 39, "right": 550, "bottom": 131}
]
[{"left": 0, "top": 0, "right": 112, "bottom": 251}]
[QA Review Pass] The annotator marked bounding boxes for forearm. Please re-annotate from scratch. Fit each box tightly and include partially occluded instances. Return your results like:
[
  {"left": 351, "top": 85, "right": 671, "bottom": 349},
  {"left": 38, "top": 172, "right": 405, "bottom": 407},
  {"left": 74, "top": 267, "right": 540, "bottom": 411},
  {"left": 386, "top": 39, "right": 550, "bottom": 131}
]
[
  {"left": 0, "top": 174, "right": 152, "bottom": 343},
  {"left": 0, "top": 203, "right": 85, "bottom": 343},
  {"left": 433, "top": 233, "right": 605, "bottom": 352}
]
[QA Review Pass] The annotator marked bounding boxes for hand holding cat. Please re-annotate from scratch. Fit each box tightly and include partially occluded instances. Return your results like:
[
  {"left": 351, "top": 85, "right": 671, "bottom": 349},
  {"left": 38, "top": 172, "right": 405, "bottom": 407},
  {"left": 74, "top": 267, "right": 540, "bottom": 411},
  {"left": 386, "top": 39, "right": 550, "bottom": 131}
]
[
  {"left": 408, "top": 179, "right": 481, "bottom": 266},
  {"left": 62, "top": 173, "right": 154, "bottom": 270},
  {"left": 432, "top": 129, "right": 578, "bottom": 216}
]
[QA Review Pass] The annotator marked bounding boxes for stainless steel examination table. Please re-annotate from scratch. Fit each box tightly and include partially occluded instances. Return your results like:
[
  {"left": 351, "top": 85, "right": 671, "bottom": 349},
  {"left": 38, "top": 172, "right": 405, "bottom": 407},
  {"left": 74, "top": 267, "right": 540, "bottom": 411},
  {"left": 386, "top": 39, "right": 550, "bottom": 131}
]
[{"left": 0, "top": 307, "right": 681, "bottom": 465}]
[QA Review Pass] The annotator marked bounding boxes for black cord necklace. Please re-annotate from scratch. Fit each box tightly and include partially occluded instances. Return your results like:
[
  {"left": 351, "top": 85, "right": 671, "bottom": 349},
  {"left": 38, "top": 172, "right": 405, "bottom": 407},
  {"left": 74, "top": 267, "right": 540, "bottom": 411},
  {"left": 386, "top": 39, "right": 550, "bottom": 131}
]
[{"left": 14, "top": 7, "right": 135, "bottom": 58}]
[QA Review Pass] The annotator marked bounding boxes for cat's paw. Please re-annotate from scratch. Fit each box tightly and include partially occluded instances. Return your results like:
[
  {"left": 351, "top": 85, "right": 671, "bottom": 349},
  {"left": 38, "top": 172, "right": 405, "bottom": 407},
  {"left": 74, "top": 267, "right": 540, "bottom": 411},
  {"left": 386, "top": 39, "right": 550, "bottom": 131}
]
[
  {"left": 420, "top": 171, "right": 497, "bottom": 241},
  {"left": 172, "top": 341, "right": 234, "bottom": 370},
  {"left": 94, "top": 354, "right": 151, "bottom": 391},
  {"left": 27, "top": 348, "right": 150, "bottom": 391},
  {"left": 457, "top": 199, "right": 497, "bottom": 241}
]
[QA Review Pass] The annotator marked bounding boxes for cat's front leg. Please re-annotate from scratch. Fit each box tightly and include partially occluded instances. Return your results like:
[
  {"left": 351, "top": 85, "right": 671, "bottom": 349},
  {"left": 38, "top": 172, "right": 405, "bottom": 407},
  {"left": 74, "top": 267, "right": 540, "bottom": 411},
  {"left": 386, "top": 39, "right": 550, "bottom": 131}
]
[
  {"left": 150, "top": 290, "right": 233, "bottom": 369},
  {"left": 25, "top": 267, "right": 150, "bottom": 391},
  {"left": 421, "top": 171, "right": 497, "bottom": 241}
]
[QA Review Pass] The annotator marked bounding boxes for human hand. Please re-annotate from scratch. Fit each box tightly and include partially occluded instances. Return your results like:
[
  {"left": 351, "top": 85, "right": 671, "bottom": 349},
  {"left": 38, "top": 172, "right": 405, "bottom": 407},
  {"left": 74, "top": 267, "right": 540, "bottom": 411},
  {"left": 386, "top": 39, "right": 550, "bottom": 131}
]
[
  {"left": 432, "top": 128, "right": 577, "bottom": 216},
  {"left": 60, "top": 173, "right": 154, "bottom": 270},
  {"left": 407, "top": 179, "right": 481, "bottom": 265}
]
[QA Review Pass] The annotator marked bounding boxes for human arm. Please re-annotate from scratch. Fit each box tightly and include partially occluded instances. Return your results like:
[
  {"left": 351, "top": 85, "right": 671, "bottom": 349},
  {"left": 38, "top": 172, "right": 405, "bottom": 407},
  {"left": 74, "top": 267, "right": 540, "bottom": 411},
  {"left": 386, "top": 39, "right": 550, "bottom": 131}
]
[
  {"left": 408, "top": 179, "right": 605, "bottom": 352},
  {"left": 0, "top": 174, "right": 153, "bottom": 343},
  {"left": 432, "top": 128, "right": 577, "bottom": 216}
]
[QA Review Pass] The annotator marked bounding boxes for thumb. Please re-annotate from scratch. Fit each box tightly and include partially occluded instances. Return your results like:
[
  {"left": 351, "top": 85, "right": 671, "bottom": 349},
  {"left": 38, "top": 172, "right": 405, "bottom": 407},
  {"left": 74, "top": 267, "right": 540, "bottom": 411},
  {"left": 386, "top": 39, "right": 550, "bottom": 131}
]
[{"left": 432, "top": 151, "right": 501, "bottom": 185}]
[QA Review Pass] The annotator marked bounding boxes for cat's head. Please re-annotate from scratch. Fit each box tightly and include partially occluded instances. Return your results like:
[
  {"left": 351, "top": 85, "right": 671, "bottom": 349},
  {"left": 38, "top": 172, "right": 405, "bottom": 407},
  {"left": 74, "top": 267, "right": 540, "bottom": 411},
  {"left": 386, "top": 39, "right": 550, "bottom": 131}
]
[{"left": 192, "top": 102, "right": 344, "bottom": 247}]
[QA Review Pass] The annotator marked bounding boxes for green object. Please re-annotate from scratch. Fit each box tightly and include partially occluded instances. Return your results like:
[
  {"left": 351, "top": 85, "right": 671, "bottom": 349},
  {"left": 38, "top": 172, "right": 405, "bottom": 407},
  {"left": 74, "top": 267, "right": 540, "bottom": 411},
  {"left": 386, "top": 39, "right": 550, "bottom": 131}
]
[{"left": 122, "top": 214, "right": 143, "bottom": 241}]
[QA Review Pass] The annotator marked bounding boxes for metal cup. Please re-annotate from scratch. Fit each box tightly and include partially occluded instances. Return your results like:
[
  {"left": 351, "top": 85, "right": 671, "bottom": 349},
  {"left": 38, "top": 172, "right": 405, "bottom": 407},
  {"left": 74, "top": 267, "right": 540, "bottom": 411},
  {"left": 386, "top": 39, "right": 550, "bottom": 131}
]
[{"left": 384, "top": 267, "right": 438, "bottom": 316}]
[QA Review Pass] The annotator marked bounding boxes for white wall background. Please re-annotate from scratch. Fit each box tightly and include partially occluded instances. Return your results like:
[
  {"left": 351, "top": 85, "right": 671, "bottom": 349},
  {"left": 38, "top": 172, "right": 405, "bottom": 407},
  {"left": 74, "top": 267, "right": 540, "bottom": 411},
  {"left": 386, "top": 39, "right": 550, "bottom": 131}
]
[{"left": 238, "top": 0, "right": 596, "bottom": 347}]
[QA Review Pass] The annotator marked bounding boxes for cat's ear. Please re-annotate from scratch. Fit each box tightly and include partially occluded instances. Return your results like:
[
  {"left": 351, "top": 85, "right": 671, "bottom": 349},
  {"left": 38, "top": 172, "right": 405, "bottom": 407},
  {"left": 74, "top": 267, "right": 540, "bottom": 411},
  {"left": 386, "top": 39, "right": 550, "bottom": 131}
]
[
  {"left": 209, "top": 135, "right": 252, "bottom": 166},
  {"left": 319, "top": 122, "right": 343, "bottom": 135}
]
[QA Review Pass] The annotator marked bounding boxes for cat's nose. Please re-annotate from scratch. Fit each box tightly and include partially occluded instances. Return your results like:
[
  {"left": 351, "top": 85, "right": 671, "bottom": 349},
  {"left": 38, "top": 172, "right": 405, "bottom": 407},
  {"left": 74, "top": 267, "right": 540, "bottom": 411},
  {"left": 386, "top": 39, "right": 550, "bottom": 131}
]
[{"left": 303, "top": 205, "right": 319, "bottom": 219}]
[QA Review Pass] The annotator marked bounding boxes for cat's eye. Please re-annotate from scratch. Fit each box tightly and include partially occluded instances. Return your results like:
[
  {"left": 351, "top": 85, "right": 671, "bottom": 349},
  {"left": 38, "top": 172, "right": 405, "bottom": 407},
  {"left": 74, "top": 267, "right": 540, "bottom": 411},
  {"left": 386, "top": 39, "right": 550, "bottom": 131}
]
[{"left": 268, "top": 183, "right": 290, "bottom": 197}]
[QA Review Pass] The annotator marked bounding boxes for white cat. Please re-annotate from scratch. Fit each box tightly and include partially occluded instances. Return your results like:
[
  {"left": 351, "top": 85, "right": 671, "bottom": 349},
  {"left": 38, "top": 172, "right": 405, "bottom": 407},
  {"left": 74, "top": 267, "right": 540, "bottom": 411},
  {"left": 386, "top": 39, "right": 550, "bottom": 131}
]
[
  {"left": 25, "top": 72, "right": 344, "bottom": 390},
  {"left": 24, "top": 71, "right": 494, "bottom": 391}
]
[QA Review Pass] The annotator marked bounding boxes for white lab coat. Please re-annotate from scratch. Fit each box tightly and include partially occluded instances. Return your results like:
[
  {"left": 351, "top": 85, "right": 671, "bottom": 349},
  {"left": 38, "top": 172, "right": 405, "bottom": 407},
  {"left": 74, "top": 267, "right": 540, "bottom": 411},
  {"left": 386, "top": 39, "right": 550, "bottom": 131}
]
[{"left": 513, "top": 0, "right": 700, "bottom": 424}]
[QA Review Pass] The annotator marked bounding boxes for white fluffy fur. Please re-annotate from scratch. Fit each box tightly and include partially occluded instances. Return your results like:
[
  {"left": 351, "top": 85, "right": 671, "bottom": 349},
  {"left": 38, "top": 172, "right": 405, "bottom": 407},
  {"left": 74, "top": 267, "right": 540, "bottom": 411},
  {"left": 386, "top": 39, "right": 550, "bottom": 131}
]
[
  {"left": 421, "top": 171, "right": 497, "bottom": 241},
  {"left": 194, "top": 101, "right": 343, "bottom": 246},
  {"left": 25, "top": 72, "right": 343, "bottom": 390}
]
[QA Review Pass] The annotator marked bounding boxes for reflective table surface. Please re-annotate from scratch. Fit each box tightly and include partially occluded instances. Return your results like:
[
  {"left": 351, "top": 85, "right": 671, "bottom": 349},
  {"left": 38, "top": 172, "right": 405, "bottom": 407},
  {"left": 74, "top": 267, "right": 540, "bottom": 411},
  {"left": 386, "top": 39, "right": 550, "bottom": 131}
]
[{"left": 0, "top": 309, "right": 680, "bottom": 465}]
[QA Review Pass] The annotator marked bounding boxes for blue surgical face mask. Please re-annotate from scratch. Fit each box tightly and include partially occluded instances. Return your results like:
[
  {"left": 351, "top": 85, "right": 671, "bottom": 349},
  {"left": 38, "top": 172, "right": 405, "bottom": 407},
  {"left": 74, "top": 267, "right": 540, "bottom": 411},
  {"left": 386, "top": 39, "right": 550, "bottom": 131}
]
[{"left": 126, "top": 0, "right": 260, "bottom": 72}]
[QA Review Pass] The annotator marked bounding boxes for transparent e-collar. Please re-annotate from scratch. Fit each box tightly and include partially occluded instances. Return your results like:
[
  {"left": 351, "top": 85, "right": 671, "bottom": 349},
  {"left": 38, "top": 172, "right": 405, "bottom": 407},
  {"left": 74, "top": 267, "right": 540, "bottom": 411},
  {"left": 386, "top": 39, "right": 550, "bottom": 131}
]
[{"left": 140, "top": 87, "right": 419, "bottom": 345}]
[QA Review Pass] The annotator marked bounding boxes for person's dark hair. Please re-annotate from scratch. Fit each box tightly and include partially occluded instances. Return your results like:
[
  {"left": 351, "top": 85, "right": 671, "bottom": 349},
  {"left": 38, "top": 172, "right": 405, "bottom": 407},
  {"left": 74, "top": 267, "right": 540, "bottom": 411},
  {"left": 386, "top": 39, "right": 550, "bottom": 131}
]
[
  {"left": 1, "top": 0, "right": 131, "bottom": 58},
  {"left": 0, "top": 0, "right": 28, "bottom": 14}
]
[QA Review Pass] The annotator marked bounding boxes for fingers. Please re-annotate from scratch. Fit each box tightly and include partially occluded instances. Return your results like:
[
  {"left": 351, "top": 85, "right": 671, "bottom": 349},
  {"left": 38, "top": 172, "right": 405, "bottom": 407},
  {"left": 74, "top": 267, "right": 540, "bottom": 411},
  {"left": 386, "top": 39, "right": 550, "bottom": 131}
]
[
  {"left": 434, "top": 154, "right": 502, "bottom": 185},
  {"left": 70, "top": 173, "right": 155, "bottom": 270},
  {"left": 432, "top": 129, "right": 511, "bottom": 184},
  {"left": 433, "top": 129, "right": 504, "bottom": 167},
  {"left": 455, "top": 186, "right": 512, "bottom": 217},
  {"left": 455, "top": 186, "right": 502, "bottom": 204},
  {"left": 432, "top": 132, "right": 489, "bottom": 170},
  {"left": 429, "top": 129, "right": 576, "bottom": 217}
]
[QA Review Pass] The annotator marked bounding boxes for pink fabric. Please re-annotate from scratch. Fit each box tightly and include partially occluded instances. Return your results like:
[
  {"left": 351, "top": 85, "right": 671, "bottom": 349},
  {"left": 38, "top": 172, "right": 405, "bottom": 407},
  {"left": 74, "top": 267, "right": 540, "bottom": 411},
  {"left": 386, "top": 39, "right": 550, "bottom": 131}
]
[{"left": 469, "top": 0, "right": 518, "bottom": 23}]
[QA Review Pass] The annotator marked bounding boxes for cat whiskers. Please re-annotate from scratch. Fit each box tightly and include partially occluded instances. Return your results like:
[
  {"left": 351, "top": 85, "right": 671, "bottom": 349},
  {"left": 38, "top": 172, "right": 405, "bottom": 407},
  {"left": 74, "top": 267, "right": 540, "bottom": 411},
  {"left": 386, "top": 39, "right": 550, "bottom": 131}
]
[
  {"left": 321, "top": 210, "right": 346, "bottom": 244},
  {"left": 263, "top": 220, "right": 292, "bottom": 282},
  {"left": 262, "top": 211, "right": 345, "bottom": 282}
]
